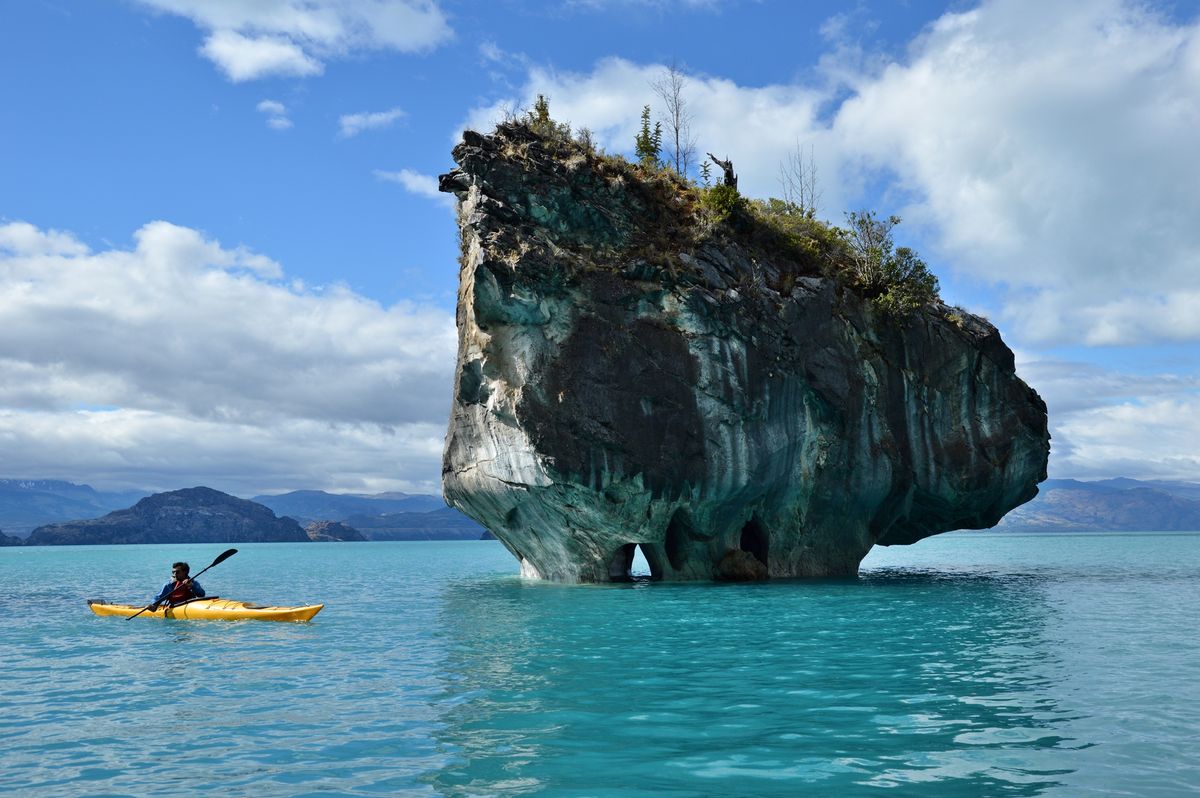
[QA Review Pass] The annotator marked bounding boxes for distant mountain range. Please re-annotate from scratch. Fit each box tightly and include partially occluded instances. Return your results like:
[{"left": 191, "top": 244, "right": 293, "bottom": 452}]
[
  {"left": 249, "top": 491, "right": 487, "bottom": 540},
  {"left": 251, "top": 489, "right": 445, "bottom": 522},
  {"left": 0, "top": 479, "right": 149, "bottom": 537},
  {"left": 1, "top": 477, "right": 1197, "bottom": 545},
  {"left": 995, "top": 479, "right": 1200, "bottom": 531},
  {"left": 1049, "top": 477, "right": 1200, "bottom": 502},
  {"left": 0, "top": 482, "right": 486, "bottom": 545},
  {"left": 342, "top": 508, "right": 489, "bottom": 541}
]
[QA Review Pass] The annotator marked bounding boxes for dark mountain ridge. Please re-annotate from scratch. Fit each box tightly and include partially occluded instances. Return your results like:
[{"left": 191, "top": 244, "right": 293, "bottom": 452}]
[{"left": 26, "top": 487, "right": 308, "bottom": 546}]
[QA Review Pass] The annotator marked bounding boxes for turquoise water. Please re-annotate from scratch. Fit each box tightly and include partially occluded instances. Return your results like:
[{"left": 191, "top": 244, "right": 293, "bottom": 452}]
[{"left": 2, "top": 534, "right": 1199, "bottom": 797}]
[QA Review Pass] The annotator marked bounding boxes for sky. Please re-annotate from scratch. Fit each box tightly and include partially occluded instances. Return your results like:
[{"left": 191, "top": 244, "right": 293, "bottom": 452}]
[{"left": 1, "top": 0, "right": 1198, "bottom": 498}]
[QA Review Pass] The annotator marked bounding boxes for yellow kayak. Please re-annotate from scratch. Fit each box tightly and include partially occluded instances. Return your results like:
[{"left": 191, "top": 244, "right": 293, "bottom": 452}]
[{"left": 88, "top": 597, "right": 323, "bottom": 622}]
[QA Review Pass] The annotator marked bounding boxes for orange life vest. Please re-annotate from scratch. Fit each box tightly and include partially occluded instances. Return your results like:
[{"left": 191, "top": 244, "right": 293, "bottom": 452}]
[{"left": 166, "top": 580, "right": 196, "bottom": 605}]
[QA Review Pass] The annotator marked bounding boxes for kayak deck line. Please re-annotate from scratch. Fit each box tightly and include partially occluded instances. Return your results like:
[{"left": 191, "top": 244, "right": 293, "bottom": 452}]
[{"left": 88, "top": 598, "right": 324, "bottom": 622}]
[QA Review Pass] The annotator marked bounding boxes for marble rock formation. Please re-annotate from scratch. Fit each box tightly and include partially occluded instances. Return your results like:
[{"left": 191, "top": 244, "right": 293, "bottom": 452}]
[{"left": 439, "top": 124, "right": 1050, "bottom": 583}]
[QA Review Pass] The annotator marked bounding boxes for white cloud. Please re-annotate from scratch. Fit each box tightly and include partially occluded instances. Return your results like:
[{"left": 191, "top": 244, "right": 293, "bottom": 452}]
[
  {"left": 0, "top": 221, "right": 456, "bottom": 495},
  {"left": 136, "top": 0, "right": 453, "bottom": 81},
  {"left": 831, "top": 0, "right": 1200, "bottom": 346},
  {"left": 339, "top": 107, "right": 405, "bottom": 137},
  {"left": 202, "top": 30, "right": 323, "bottom": 81},
  {"left": 476, "top": 39, "right": 531, "bottom": 83},
  {"left": 256, "top": 98, "right": 293, "bottom": 129},
  {"left": 479, "top": 40, "right": 505, "bottom": 64},
  {"left": 1013, "top": 353, "right": 1200, "bottom": 480},
  {"left": 375, "top": 168, "right": 455, "bottom": 210},
  {"left": 1053, "top": 397, "right": 1200, "bottom": 481},
  {"left": 1016, "top": 357, "right": 1199, "bottom": 416},
  {"left": 0, "top": 409, "right": 447, "bottom": 497},
  {"left": 0, "top": 221, "right": 89, "bottom": 257}
]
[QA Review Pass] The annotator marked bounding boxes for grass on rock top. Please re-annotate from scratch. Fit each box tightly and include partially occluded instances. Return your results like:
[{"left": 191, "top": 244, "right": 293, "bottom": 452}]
[{"left": 463, "top": 116, "right": 943, "bottom": 321}]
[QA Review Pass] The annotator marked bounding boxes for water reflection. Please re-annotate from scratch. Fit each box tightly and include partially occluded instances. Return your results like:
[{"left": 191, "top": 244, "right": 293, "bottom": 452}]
[{"left": 424, "top": 570, "right": 1076, "bottom": 796}]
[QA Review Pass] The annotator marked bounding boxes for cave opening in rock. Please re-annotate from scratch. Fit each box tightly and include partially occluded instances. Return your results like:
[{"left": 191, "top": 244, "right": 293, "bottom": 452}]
[
  {"left": 630, "top": 545, "right": 652, "bottom": 578},
  {"left": 609, "top": 543, "right": 660, "bottom": 581},
  {"left": 739, "top": 516, "right": 769, "bottom": 568}
]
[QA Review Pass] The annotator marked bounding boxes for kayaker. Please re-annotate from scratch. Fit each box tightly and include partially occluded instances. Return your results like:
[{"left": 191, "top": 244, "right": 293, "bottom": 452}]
[{"left": 150, "top": 561, "right": 206, "bottom": 611}]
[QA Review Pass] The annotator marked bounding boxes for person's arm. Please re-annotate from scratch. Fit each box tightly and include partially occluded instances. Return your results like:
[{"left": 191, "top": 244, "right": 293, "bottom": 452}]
[
  {"left": 190, "top": 580, "right": 205, "bottom": 598},
  {"left": 150, "top": 581, "right": 171, "bottom": 609}
]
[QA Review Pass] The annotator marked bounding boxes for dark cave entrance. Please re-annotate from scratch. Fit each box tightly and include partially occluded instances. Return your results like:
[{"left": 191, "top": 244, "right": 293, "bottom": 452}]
[{"left": 739, "top": 516, "right": 769, "bottom": 569}]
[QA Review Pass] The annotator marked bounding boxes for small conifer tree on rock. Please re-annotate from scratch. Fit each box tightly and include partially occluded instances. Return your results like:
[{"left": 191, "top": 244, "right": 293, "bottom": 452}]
[{"left": 635, "top": 105, "right": 663, "bottom": 167}]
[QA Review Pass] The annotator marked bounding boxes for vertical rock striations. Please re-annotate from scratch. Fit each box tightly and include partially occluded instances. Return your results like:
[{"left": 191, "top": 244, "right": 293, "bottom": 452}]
[{"left": 440, "top": 124, "right": 1050, "bottom": 582}]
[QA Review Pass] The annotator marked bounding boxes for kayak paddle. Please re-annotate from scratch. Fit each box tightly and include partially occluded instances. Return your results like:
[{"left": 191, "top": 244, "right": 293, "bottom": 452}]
[{"left": 127, "top": 548, "right": 238, "bottom": 620}]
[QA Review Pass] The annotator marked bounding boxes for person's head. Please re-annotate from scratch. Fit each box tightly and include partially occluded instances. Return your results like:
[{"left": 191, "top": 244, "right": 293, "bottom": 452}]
[{"left": 172, "top": 562, "right": 190, "bottom": 580}]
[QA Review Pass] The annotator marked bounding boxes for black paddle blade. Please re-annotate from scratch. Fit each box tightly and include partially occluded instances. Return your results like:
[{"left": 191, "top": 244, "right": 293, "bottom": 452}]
[
  {"left": 210, "top": 548, "right": 238, "bottom": 567},
  {"left": 188, "top": 548, "right": 238, "bottom": 581}
]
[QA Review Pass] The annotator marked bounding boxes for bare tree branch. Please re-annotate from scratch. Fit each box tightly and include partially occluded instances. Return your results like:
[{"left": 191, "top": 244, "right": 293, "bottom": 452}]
[
  {"left": 706, "top": 153, "right": 737, "bottom": 190},
  {"left": 651, "top": 60, "right": 697, "bottom": 178},
  {"left": 705, "top": 152, "right": 734, "bottom": 189},
  {"left": 778, "top": 140, "right": 822, "bottom": 217}
]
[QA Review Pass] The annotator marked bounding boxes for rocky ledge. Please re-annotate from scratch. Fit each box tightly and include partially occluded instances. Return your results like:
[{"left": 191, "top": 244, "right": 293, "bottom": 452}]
[{"left": 439, "top": 123, "right": 1049, "bottom": 582}]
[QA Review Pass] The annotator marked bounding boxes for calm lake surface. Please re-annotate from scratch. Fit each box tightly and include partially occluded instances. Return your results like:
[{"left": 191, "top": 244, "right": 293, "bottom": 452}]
[{"left": 2, "top": 533, "right": 1198, "bottom": 797}]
